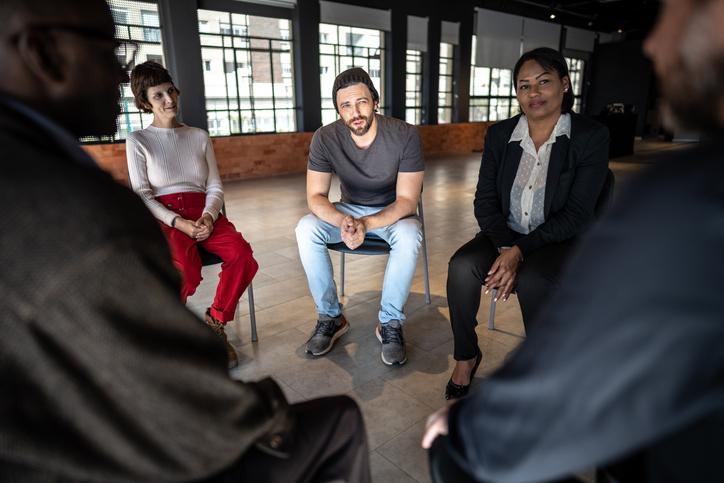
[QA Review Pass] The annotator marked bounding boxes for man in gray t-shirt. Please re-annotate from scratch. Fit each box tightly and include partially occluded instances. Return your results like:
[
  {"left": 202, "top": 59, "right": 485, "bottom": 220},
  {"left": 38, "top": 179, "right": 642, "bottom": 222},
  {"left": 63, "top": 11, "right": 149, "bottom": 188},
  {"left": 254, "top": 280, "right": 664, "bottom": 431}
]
[{"left": 295, "top": 68, "right": 425, "bottom": 366}]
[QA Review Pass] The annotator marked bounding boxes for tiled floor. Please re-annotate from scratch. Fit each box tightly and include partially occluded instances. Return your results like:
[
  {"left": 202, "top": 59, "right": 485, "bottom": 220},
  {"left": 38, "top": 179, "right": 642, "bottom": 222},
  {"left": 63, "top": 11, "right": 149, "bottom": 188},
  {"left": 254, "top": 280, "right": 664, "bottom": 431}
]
[{"left": 186, "top": 140, "right": 678, "bottom": 482}]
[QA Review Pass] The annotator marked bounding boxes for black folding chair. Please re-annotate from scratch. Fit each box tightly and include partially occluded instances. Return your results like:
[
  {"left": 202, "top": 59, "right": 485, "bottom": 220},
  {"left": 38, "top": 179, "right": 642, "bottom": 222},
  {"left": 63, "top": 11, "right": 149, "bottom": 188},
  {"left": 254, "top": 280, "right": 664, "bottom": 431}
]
[{"left": 326, "top": 197, "right": 431, "bottom": 305}]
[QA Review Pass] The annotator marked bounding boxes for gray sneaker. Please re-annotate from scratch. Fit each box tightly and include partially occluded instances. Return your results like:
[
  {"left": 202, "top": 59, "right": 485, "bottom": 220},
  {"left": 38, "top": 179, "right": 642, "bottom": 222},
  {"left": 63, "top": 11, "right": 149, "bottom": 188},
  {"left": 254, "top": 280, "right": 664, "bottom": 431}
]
[
  {"left": 306, "top": 314, "right": 349, "bottom": 356},
  {"left": 376, "top": 320, "right": 407, "bottom": 366}
]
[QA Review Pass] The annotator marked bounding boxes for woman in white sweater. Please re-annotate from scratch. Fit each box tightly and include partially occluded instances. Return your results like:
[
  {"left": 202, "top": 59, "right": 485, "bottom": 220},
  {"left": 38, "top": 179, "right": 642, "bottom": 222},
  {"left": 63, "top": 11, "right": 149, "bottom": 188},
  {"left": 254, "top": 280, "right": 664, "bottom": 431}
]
[{"left": 126, "top": 61, "right": 258, "bottom": 368}]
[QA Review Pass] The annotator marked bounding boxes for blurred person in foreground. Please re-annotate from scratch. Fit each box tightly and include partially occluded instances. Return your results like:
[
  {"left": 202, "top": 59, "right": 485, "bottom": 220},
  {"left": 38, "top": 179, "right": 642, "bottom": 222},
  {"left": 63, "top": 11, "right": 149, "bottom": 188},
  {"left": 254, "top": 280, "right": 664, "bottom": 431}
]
[
  {"left": 0, "top": 1, "right": 369, "bottom": 481},
  {"left": 422, "top": 0, "right": 724, "bottom": 481}
]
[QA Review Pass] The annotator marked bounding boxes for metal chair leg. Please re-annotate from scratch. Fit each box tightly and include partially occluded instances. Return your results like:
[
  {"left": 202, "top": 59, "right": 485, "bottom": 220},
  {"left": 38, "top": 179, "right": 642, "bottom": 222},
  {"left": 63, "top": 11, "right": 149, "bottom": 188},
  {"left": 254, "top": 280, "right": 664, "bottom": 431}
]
[
  {"left": 487, "top": 289, "right": 497, "bottom": 330},
  {"left": 339, "top": 252, "right": 345, "bottom": 297},
  {"left": 248, "top": 282, "right": 258, "bottom": 342},
  {"left": 418, "top": 199, "right": 431, "bottom": 304}
]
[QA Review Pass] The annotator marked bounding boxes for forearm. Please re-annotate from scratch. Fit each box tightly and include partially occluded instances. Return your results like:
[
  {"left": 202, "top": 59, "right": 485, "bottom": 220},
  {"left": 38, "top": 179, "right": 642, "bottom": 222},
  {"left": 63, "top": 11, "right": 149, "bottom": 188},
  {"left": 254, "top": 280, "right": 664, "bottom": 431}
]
[
  {"left": 360, "top": 196, "right": 417, "bottom": 230},
  {"left": 308, "top": 194, "right": 346, "bottom": 227}
]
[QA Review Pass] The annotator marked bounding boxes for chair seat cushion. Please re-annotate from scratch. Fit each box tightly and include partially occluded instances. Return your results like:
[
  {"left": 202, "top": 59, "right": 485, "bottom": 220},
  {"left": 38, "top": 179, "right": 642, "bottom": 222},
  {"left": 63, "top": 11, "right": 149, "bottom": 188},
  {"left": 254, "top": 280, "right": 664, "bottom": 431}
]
[
  {"left": 326, "top": 235, "right": 391, "bottom": 255},
  {"left": 198, "top": 246, "right": 223, "bottom": 266}
]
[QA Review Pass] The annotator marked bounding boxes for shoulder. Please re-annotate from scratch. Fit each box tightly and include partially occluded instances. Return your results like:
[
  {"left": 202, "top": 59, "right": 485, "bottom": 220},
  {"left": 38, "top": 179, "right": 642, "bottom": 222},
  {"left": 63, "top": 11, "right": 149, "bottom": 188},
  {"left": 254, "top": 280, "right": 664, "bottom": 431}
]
[
  {"left": 485, "top": 115, "right": 521, "bottom": 146},
  {"left": 180, "top": 126, "right": 212, "bottom": 145},
  {"left": 313, "top": 120, "right": 342, "bottom": 143},
  {"left": 378, "top": 114, "right": 417, "bottom": 137},
  {"left": 487, "top": 115, "right": 521, "bottom": 137},
  {"left": 570, "top": 112, "right": 607, "bottom": 141},
  {"left": 183, "top": 125, "right": 210, "bottom": 138},
  {"left": 126, "top": 129, "right": 147, "bottom": 146}
]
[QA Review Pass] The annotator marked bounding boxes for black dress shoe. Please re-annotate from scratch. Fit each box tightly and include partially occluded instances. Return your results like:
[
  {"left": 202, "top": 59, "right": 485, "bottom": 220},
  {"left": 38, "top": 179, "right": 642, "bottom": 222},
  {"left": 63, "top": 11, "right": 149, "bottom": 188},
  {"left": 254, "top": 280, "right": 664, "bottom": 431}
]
[{"left": 444, "top": 349, "right": 483, "bottom": 400}]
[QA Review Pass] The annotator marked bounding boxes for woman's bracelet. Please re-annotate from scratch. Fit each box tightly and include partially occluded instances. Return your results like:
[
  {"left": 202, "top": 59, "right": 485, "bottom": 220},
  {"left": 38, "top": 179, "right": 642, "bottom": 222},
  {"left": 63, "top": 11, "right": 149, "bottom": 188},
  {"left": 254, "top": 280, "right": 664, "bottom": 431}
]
[{"left": 171, "top": 216, "right": 179, "bottom": 228}]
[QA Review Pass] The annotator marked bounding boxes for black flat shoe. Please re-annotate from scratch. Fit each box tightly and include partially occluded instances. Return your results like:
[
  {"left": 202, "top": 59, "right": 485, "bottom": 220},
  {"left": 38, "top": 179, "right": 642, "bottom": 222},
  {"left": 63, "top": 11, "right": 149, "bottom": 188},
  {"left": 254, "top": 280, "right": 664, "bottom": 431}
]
[{"left": 444, "top": 349, "right": 483, "bottom": 400}]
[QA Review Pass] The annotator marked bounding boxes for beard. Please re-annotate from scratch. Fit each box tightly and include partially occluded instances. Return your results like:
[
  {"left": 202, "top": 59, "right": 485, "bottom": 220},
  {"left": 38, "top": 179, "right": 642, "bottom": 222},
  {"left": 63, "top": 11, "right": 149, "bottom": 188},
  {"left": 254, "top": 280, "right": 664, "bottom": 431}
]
[{"left": 345, "top": 113, "right": 374, "bottom": 136}]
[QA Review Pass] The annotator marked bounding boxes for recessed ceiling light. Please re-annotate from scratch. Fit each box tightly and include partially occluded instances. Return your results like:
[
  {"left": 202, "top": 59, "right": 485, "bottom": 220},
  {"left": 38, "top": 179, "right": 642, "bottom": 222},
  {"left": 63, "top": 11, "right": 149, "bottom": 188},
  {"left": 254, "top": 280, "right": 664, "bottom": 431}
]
[{"left": 550, "top": 13, "right": 556, "bottom": 19}]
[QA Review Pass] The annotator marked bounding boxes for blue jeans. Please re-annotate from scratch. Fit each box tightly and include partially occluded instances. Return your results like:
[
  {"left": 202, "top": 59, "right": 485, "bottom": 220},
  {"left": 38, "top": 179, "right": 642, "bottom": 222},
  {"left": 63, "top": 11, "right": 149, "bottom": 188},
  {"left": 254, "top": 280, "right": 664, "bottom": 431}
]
[{"left": 295, "top": 202, "right": 422, "bottom": 325}]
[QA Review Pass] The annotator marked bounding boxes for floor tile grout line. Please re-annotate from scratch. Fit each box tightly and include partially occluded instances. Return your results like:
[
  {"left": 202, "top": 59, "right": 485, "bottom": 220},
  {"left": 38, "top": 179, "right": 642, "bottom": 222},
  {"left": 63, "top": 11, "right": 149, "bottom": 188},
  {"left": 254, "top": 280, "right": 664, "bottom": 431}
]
[{"left": 374, "top": 449, "right": 427, "bottom": 483}]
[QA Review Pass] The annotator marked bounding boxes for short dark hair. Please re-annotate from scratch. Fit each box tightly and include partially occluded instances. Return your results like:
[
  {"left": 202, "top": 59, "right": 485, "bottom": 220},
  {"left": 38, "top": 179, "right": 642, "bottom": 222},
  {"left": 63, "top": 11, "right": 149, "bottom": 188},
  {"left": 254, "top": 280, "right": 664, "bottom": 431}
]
[
  {"left": 513, "top": 47, "right": 574, "bottom": 113},
  {"left": 130, "top": 61, "right": 176, "bottom": 113}
]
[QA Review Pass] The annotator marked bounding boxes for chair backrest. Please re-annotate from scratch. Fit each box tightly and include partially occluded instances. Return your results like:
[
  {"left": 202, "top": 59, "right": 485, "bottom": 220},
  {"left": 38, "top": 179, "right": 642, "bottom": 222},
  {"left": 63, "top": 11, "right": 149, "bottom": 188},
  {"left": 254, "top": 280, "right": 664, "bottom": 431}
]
[{"left": 594, "top": 169, "right": 615, "bottom": 219}]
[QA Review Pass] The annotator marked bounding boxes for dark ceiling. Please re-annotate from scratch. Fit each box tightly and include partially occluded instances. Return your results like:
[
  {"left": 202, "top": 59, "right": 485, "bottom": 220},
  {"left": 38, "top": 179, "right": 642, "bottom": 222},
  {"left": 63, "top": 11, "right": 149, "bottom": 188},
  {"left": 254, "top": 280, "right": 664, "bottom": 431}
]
[{"left": 475, "top": 0, "right": 661, "bottom": 36}]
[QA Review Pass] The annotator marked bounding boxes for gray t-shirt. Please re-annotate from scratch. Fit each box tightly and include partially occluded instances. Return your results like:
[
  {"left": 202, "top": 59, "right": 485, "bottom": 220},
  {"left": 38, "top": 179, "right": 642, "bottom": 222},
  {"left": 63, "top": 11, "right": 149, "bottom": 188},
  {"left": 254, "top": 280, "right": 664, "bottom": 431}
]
[{"left": 308, "top": 114, "right": 425, "bottom": 207}]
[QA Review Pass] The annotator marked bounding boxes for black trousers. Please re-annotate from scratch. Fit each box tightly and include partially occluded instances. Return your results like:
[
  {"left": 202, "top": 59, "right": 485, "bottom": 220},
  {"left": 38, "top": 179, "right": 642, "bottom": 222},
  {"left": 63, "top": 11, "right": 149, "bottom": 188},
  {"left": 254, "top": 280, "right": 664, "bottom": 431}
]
[
  {"left": 208, "top": 395, "right": 370, "bottom": 483},
  {"left": 447, "top": 232, "right": 575, "bottom": 360}
]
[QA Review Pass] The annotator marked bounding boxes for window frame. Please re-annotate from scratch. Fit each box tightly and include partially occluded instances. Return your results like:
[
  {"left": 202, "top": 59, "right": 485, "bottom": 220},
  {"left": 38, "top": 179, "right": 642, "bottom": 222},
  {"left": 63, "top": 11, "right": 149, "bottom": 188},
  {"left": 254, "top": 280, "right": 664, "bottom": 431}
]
[
  {"left": 199, "top": 10, "right": 297, "bottom": 136},
  {"left": 318, "top": 23, "right": 386, "bottom": 125}
]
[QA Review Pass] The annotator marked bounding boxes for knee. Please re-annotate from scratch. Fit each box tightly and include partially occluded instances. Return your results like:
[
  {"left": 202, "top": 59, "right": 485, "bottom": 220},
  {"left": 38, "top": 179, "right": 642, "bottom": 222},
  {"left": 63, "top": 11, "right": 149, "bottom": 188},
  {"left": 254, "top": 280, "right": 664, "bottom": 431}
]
[
  {"left": 225, "top": 234, "right": 255, "bottom": 263},
  {"left": 295, "top": 214, "right": 325, "bottom": 244},
  {"left": 180, "top": 266, "right": 202, "bottom": 292},
  {"left": 333, "top": 395, "right": 365, "bottom": 432},
  {"left": 448, "top": 247, "right": 481, "bottom": 281},
  {"left": 390, "top": 218, "right": 422, "bottom": 251}
]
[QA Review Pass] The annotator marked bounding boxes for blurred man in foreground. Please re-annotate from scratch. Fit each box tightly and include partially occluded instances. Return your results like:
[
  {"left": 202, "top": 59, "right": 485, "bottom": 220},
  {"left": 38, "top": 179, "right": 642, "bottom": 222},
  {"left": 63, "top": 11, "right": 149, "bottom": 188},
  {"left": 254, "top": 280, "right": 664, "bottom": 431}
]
[
  {"left": 423, "top": 0, "right": 724, "bottom": 481},
  {"left": 0, "top": 1, "right": 369, "bottom": 481}
]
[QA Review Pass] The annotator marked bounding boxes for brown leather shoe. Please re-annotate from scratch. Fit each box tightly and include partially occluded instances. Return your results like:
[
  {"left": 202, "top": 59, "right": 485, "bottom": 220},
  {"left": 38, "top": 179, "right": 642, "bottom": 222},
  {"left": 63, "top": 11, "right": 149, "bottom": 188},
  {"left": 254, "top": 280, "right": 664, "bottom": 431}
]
[{"left": 205, "top": 310, "right": 239, "bottom": 369}]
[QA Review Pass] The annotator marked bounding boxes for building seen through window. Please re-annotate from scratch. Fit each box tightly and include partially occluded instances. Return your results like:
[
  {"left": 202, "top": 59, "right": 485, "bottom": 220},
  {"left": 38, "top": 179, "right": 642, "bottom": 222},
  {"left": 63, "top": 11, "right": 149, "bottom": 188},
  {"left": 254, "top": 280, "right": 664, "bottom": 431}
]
[
  {"left": 319, "top": 23, "right": 385, "bottom": 126},
  {"left": 468, "top": 35, "right": 518, "bottom": 122},
  {"left": 85, "top": 0, "right": 165, "bottom": 142},
  {"left": 405, "top": 50, "right": 423, "bottom": 125},
  {"left": 438, "top": 42, "right": 454, "bottom": 123},
  {"left": 469, "top": 36, "right": 588, "bottom": 122},
  {"left": 198, "top": 10, "right": 296, "bottom": 136},
  {"left": 565, "top": 56, "right": 586, "bottom": 113}
]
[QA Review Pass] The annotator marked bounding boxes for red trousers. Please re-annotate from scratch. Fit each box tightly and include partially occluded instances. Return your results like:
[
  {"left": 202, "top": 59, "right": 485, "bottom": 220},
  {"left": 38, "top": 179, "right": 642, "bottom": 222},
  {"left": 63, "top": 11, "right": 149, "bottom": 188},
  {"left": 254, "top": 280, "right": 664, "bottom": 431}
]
[{"left": 157, "top": 192, "right": 258, "bottom": 323}]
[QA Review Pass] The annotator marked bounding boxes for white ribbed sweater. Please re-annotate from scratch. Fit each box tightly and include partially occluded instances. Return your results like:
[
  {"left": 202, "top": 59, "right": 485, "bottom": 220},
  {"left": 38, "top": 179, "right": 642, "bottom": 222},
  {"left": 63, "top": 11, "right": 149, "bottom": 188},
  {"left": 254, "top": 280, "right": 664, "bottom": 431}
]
[{"left": 126, "top": 125, "right": 224, "bottom": 226}]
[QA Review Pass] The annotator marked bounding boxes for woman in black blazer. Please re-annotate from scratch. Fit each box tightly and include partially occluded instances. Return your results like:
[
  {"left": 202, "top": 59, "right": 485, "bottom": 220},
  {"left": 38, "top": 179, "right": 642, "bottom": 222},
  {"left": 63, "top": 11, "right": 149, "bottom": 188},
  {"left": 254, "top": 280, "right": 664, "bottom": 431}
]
[{"left": 445, "top": 48, "right": 609, "bottom": 399}]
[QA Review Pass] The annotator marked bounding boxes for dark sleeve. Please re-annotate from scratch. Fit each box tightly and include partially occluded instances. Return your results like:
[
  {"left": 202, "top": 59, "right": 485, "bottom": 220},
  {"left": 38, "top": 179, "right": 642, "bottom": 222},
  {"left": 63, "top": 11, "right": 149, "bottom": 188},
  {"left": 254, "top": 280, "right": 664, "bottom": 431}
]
[
  {"left": 515, "top": 125, "right": 609, "bottom": 256},
  {"left": 474, "top": 127, "right": 520, "bottom": 247},
  {"left": 445, "top": 165, "right": 724, "bottom": 483},
  {"left": 308, "top": 129, "right": 333, "bottom": 173},
  {"left": 399, "top": 125, "right": 425, "bottom": 172},
  {"left": 9, "top": 234, "right": 287, "bottom": 481}
]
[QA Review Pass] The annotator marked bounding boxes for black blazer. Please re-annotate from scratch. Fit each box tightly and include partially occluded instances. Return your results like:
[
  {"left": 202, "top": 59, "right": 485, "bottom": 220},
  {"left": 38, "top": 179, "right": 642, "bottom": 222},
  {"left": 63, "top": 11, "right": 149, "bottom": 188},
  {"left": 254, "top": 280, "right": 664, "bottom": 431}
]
[{"left": 474, "top": 112, "right": 609, "bottom": 256}]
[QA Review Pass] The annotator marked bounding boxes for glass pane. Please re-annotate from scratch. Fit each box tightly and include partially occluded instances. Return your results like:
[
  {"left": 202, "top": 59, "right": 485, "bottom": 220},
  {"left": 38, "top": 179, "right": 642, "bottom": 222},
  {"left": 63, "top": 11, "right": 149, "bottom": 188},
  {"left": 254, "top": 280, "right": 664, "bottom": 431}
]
[
  {"left": 491, "top": 68, "right": 512, "bottom": 96},
  {"left": 321, "top": 108, "right": 338, "bottom": 126},
  {"left": 90, "top": 0, "right": 166, "bottom": 141},
  {"left": 198, "top": 9, "right": 297, "bottom": 135},
  {"left": 469, "top": 98, "right": 489, "bottom": 122},
  {"left": 318, "top": 23, "right": 384, "bottom": 124},
  {"left": 275, "top": 109, "right": 296, "bottom": 132},
  {"left": 438, "top": 107, "right": 452, "bottom": 124}
]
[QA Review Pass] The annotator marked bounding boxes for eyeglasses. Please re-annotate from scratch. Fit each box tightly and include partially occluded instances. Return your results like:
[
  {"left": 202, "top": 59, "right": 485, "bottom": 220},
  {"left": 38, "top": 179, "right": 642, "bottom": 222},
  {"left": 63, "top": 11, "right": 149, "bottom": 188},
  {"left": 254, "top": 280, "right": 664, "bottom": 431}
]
[{"left": 9, "top": 24, "right": 139, "bottom": 72}]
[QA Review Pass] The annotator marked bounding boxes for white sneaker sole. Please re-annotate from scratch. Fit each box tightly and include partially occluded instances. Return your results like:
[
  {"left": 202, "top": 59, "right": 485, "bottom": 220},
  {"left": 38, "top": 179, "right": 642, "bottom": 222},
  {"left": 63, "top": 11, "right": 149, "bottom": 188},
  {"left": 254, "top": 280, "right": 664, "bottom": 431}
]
[
  {"left": 375, "top": 325, "right": 407, "bottom": 366},
  {"left": 307, "top": 322, "right": 350, "bottom": 356}
]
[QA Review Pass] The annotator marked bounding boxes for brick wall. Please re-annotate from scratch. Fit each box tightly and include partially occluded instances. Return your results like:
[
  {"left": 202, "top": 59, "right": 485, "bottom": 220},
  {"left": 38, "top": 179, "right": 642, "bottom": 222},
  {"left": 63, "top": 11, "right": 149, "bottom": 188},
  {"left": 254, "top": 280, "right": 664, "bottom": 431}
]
[
  {"left": 417, "top": 122, "right": 489, "bottom": 156},
  {"left": 83, "top": 121, "right": 492, "bottom": 184}
]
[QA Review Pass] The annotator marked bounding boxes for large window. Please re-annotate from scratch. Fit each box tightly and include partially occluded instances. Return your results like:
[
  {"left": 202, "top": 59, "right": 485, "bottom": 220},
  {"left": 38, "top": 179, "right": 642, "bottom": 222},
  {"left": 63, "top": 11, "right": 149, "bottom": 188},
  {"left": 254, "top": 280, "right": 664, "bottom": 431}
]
[
  {"left": 90, "top": 0, "right": 164, "bottom": 141},
  {"left": 405, "top": 50, "right": 423, "bottom": 124},
  {"left": 319, "top": 23, "right": 385, "bottom": 126},
  {"left": 438, "top": 42, "right": 454, "bottom": 123},
  {"left": 198, "top": 10, "right": 296, "bottom": 136},
  {"left": 565, "top": 57, "right": 585, "bottom": 113},
  {"left": 468, "top": 35, "right": 518, "bottom": 122}
]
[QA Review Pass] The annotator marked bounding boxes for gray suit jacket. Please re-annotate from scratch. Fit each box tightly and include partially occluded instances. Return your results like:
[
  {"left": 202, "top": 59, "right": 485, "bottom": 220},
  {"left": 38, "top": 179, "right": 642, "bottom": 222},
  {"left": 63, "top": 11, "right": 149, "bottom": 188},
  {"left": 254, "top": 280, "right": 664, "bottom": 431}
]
[
  {"left": 449, "top": 139, "right": 724, "bottom": 482},
  {"left": 0, "top": 98, "right": 283, "bottom": 482}
]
